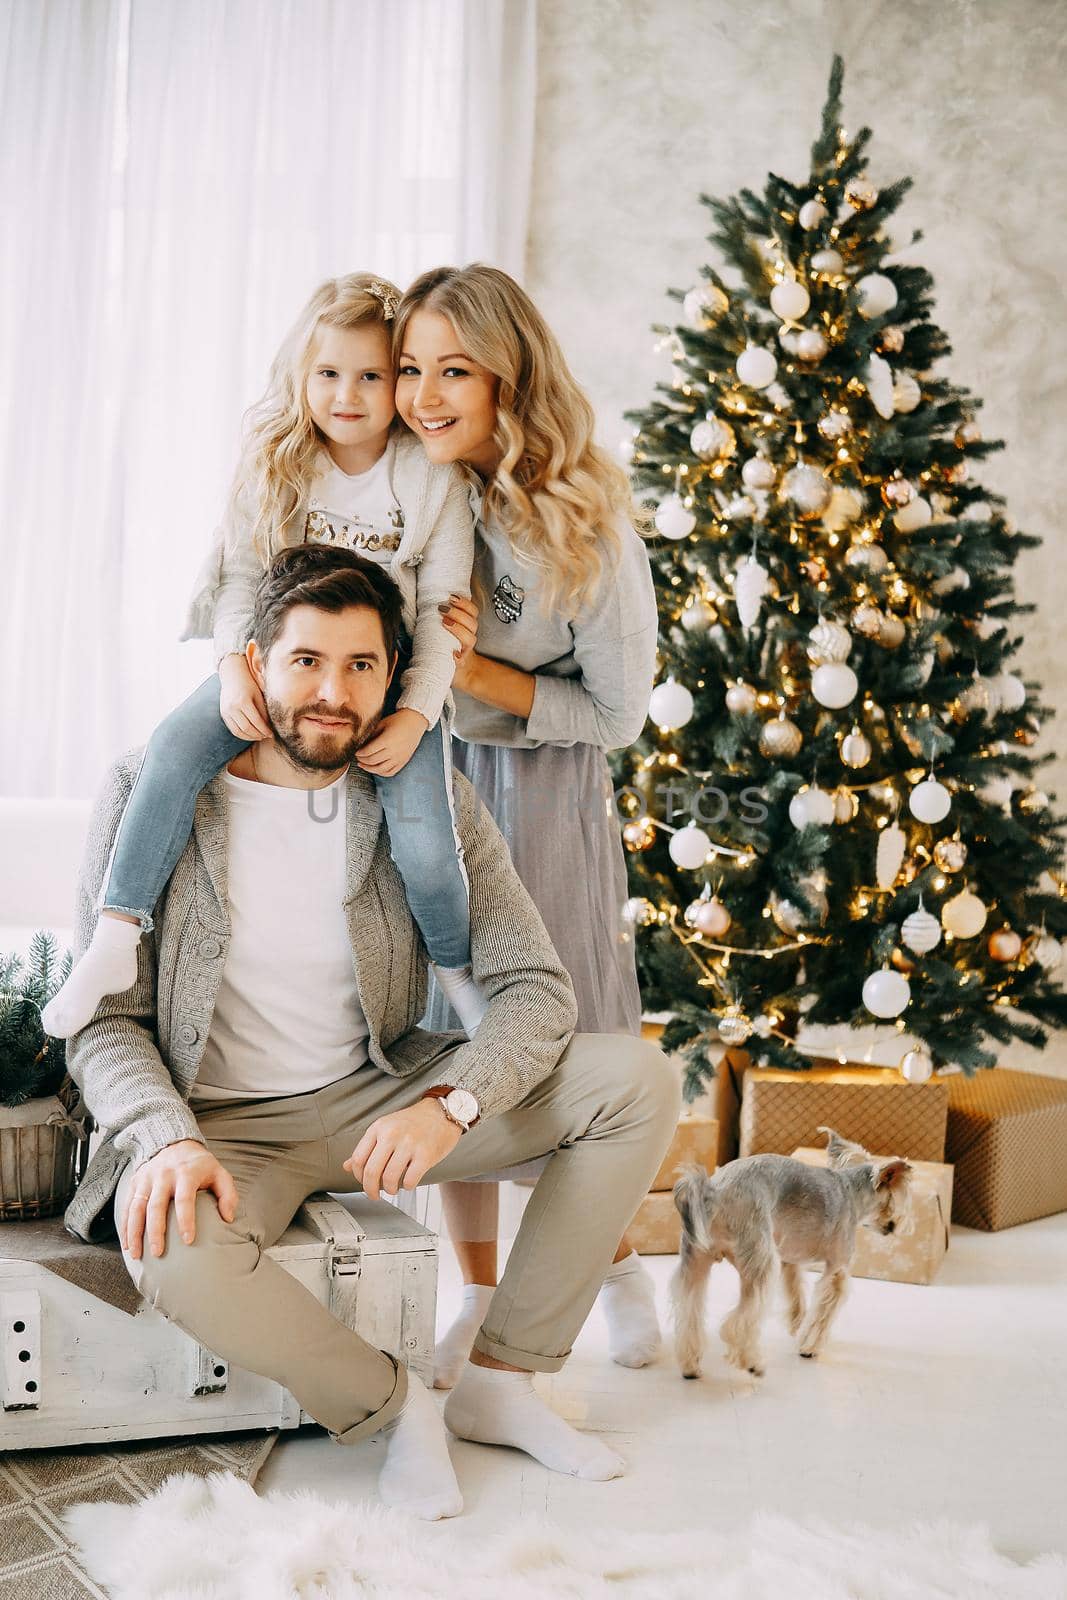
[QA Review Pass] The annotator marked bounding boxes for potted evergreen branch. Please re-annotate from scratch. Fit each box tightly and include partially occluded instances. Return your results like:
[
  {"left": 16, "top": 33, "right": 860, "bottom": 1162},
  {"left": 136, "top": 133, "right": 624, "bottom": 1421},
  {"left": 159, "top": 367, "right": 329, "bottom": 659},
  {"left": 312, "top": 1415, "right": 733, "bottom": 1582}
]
[{"left": 0, "top": 932, "right": 88, "bottom": 1219}]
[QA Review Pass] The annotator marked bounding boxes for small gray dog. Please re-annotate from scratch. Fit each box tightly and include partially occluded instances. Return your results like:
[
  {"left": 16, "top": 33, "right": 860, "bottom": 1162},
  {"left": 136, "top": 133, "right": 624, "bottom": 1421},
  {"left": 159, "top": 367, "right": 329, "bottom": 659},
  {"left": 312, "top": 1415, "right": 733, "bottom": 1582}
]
[{"left": 670, "top": 1127, "right": 914, "bottom": 1378}]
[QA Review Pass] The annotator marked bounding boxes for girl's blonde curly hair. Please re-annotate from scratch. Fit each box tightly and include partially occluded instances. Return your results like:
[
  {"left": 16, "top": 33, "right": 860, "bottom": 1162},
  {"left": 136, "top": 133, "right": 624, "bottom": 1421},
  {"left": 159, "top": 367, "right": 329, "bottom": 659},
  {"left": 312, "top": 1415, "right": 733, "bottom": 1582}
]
[
  {"left": 224, "top": 273, "right": 400, "bottom": 565},
  {"left": 394, "top": 264, "right": 636, "bottom": 615}
]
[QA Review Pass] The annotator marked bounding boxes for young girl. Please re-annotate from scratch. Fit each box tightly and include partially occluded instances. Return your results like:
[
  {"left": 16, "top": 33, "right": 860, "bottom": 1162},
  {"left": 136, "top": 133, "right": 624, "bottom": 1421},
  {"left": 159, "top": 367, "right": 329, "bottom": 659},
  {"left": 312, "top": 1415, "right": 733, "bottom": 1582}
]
[
  {"left": 390, "top": 264, "right": 665, "bottom": 1383},
  {"left": 43, "top": 273, "right": 483, "bottom": 1039}
]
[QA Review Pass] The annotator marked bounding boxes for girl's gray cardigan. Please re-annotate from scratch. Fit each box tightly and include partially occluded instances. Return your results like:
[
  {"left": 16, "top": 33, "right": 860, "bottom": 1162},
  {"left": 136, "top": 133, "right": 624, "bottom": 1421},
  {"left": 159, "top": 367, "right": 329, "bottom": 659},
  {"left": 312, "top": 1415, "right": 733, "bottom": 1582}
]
[{"left": 180, "top": 432, "right": 474, "bottom": 730}]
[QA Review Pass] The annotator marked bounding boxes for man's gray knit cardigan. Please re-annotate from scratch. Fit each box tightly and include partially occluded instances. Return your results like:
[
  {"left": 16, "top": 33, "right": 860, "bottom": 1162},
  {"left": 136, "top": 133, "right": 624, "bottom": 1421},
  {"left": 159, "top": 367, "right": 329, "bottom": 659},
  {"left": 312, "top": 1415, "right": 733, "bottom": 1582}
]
[{"left": 63, "top": 752, "right": 578, "bottom": 1243}]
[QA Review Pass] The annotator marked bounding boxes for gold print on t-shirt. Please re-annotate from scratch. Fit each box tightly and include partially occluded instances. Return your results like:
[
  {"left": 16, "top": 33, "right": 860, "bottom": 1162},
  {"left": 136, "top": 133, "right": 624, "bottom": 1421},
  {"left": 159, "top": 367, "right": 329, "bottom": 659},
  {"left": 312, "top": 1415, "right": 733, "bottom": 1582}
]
[{"left": 304, "top": 505, "right": 404, "bottom": 554}]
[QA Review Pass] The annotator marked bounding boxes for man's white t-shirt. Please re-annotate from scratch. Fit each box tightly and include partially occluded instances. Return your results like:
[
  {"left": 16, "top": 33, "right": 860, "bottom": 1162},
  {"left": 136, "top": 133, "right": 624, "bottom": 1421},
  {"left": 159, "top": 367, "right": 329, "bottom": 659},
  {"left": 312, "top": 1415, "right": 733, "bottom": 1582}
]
[
  {"left": 302, "top": 437, "right": 404, "bottom": 563},
  {"left": 192, "top": 766, "right": 369, "bottom": 1103}
]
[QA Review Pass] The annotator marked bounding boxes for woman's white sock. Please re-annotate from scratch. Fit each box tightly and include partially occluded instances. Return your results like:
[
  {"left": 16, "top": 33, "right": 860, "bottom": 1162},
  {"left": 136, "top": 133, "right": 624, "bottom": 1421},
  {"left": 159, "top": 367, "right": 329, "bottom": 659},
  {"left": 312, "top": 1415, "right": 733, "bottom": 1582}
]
[
  {"left": 434, "top": 1282, "right": 495, "bottom": 1390},
  {"left": 599, "top": 1249, "right": 663, "bottom": 1368},
  {"left": 377, "top": 1372, "right": 463, "bottom": 1521},
  {"left": 431, "top": 962, "right": 487, "bottom": 1037},
  {"left": 444, "top": 1363, "right": 625, "bottom": 1481},
  {"left": 40, "top": 915, "right": 142, "bottom": 1038}
]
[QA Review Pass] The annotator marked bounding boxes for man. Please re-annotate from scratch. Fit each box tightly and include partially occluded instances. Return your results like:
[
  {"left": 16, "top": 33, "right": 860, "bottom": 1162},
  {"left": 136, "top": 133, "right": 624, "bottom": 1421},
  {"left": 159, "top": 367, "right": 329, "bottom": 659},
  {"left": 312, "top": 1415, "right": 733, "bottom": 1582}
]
[{"left": 64, "top": 544, "right": 679, "bottom": 1520}]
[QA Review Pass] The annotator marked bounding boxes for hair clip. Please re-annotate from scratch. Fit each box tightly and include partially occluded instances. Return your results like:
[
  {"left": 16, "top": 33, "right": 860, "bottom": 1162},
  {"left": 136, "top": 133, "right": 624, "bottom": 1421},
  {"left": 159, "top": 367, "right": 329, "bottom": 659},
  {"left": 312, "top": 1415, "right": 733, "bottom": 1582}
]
[{"left": 367, "top": 280, "right": 399, "bottom": 321}]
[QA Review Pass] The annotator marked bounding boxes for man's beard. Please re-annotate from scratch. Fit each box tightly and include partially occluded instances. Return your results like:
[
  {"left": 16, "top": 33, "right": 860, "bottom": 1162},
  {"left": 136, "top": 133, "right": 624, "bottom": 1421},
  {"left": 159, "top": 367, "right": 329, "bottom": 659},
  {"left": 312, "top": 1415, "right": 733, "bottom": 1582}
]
[{"left": 264, "top": 695, "right": 385, "bottom": 772}]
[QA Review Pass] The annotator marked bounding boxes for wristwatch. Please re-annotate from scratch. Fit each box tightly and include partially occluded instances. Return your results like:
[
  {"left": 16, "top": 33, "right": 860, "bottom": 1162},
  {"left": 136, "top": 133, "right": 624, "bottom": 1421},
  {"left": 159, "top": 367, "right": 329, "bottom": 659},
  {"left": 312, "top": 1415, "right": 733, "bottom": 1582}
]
[{"left": 422, "top": 1085, "right": 480, "bottom": 1132}]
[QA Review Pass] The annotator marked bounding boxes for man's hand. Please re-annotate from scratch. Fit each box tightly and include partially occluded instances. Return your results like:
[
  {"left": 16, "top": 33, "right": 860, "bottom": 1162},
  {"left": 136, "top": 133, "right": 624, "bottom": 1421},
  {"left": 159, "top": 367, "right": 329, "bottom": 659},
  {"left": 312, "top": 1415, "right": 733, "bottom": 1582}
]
[
  {"left": 343, "top": 1100, "right": 462, "bottom": 1199},
  {"left": 119, "top": 1139, "right": 239, "bottom": 1261},
  {"left": 355, "top": 708, "right": 429, "bottom": 778}
]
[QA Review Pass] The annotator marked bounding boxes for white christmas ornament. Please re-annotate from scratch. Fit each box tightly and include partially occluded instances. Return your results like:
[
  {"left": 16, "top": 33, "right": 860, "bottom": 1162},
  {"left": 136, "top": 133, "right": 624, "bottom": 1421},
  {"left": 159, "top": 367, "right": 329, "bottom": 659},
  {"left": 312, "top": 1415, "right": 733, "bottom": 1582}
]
[
  {"left": 724, "top": 494, "right": 757, "bottom": 521},
  {"left": 680, "top": 601, "right": 714, "bottom": 633},
  {"left": 876, "top": 822, "right": 907, "bottom": 889},
  {"left": 909, "top": 778, "right": 951, "bottom": 824},
  {"left": 654, "top": 494, "right": 696, "bottom": 541},
  {"left": 856, "top": 273, "right": 899, "bottom": 318},
  {"left": 741, "top": 455, "right": 777, "bottom": 490},
  {"left": 942, "top": 890, "right": 987, "bottom": 938},
  {"left": 893, "top": 496, "right": 932, "bottom": 533},
  {"left": 725, "top": 680, "right": 758, "bottom": 715},
  {"left": 649, "top": 677, "right": 694, "bottom": 730},
  {"left": 812, "top": 662, "right": 859, "bottom": 708},
  {"left": 684, "top": 284, "right": 728, "bottom": 327},
  {"left": 782, "top": 463, "right": 833, "bottom": 517},
  {"left": 811, "top": 248, "right": 844, "bottom": 274},
  {"left": 1031, "top": 933, "right": 1063, "bottom": 971},
  {"left": 807, "top": 619, "right": 852, "bottom": 663},
  {"left": 799, "top": 198, "right": 828, "bottom": 229},
  {"left": 622, "top": 896, "right": 657, "bottom": 927},
  {"left": 796, "top": 329, "right": 829, "bottom": 364},
  {"left": 932, "top": 566, "right": 970, "bottom": 595},
  {"left": 770, "top": 280, "right": 811, "bottom": 320},
  {"left": 690, "top": 416, "right": 736, "bottom": 461},
  {"left": 845, "top": 541, "right": 888, "bottom": 575},
  {"left": 863, "top": 968, "right": 911, "bottom": 1019},
  {"left": 822, "top": 486, "right": 864, "bottom": 531},
  {"left": 736, "top": 344, "right": 778, "bottom": 389},
  {"left": 734, "top": 555, "right": 769, "bottom": 628},
  {"left": 789, "top": 787, "right": 836, "bottom": 829},
  {"left": 879, "top": 614, "right": 907, "bottom": 649},
  {"left": 901, "top": 1049, "right": 934, "bottom": 1083},
  {"left": 840, "top": 727, "right": 873, "bottom": 768},
  {"left": 902, "top": 903, "right": 942, "bottom": 955},
  {"left": 669, "top": 824, "right": 713, "bottom": 870},
  {"left": 893, "top": 374, "right": 922, "bottom": 413},
  {"left": 865, "top": 354, "right": 896, "bottom": 419},
  {"left": 994, "top": 673, "right": 1026, "bottom": 712},
  {"left": 686, "top": 894, "right": 732, "bottom": 937}
]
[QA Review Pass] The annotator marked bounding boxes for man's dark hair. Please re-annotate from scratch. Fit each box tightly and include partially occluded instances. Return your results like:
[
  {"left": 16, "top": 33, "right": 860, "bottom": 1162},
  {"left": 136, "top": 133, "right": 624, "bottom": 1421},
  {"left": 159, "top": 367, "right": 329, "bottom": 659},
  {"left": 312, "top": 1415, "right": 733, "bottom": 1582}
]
[{"left": 249, "top": 545, "right": 404, "bottom": 663}]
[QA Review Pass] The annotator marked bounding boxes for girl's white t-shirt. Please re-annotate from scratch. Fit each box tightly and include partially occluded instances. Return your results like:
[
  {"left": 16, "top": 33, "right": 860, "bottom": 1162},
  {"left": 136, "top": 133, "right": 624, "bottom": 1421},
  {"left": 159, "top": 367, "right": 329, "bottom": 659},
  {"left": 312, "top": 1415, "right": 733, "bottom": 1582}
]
[
  {"left": 302, "top": 438, "right": 404, "bottom": 563},
  {"left": 192, "top": 766, "right": 370, "bottom": 1103}
]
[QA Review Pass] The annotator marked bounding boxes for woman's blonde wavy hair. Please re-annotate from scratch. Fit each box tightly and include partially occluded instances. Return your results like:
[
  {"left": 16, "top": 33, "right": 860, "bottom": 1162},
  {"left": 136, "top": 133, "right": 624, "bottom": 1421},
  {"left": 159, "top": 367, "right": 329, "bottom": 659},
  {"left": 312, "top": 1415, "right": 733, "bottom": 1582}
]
[
  {"left": 394, "top": 264, "right": 635, "bottom": 615},
  {"left": 224, "top": 273, "right": 401, "bottom": 565}
]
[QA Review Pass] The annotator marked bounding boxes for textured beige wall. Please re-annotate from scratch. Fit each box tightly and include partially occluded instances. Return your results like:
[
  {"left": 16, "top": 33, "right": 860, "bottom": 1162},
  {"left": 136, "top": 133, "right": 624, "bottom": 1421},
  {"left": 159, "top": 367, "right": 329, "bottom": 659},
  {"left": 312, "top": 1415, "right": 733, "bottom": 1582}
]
[{"left": 527, "top": 0, "right": 1067, "bottom": 801}]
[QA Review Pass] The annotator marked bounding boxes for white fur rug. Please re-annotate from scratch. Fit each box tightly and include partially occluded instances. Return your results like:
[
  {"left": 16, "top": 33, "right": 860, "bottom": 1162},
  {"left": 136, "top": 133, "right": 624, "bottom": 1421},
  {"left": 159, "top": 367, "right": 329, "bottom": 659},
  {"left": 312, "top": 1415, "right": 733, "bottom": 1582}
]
[{"left": 63, "top": 1471, "right": 1067, "bottom": 1600}]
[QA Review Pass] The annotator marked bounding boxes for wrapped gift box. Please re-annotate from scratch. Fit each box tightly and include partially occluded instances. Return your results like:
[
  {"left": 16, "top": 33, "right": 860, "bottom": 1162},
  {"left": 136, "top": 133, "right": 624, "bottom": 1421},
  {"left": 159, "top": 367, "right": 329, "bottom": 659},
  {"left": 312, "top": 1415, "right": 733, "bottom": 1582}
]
[
  {"left": 628, "top": 1189, "right": 684, "bottom": 1255},
  {"left": 945, "top": 1068, "right": 1067, "bottom": 1231},
  {"left": 792, "top": 1147, "right": 953, "bottom": 1285},
  {"left": 650, "top": 1115, "right": 719, "bottom": 1192},
  {"left": 739, "top": 1065, "right": 948, "bottom": 1162}
]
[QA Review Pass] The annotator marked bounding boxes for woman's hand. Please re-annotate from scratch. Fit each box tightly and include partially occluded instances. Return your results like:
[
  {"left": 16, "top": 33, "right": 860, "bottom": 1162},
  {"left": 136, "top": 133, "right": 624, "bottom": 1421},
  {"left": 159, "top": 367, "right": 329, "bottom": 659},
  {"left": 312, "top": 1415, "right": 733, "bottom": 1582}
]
[
  {"left": 438, "top": 593, "right": 481, "bottom": 692},
  {"left": 355, "top": 708, "right": 429, "bottom": 777},
  {"left": 218, "top": 653, "right": 271, "bottom": 740}
]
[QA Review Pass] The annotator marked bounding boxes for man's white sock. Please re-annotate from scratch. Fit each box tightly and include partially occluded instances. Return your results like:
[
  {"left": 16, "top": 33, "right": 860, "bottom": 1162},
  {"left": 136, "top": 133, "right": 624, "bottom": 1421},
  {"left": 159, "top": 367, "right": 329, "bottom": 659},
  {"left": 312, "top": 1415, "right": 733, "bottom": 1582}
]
[
  {"left": 431, "top": 962, "right": 486, "bottom": 1037},
  {"left": 378, "top": 1372, "right": 463, "bottom": 1521},
  {"left": 434, "top": 1282, "right": 495, "bottom": 1390},
  {"left": 444, "top": 1363, "right": 625, "bottom": 1481},
  {"left": 599, "top": 1249, "right": 663, "bottom": 1368},
  {"left": 41, "top": 916, "right": 142, "bottom": 1039}
]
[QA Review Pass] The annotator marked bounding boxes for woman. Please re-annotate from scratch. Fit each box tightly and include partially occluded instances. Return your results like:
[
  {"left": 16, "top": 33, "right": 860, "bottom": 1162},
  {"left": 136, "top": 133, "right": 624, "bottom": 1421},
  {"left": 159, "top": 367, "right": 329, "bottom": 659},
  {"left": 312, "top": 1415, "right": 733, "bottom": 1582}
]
[{"left": 392, "top": 264, "right": 665, "bottom": 1384}]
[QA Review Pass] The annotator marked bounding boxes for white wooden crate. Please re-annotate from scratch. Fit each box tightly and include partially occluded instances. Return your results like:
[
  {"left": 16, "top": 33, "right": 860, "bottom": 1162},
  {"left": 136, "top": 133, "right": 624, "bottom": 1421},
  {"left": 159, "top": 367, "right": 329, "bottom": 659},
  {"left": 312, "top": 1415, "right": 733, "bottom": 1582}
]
[{"left": 0, "top": 1192, "right": 437, "bottom": 1450}]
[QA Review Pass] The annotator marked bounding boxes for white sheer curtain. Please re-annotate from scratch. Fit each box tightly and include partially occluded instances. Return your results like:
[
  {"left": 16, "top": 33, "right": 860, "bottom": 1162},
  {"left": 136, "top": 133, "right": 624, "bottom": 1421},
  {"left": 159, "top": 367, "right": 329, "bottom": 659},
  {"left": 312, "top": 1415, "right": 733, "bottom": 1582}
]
[{"left": 1, "top": 0, "right": 536, "bottom": 798}]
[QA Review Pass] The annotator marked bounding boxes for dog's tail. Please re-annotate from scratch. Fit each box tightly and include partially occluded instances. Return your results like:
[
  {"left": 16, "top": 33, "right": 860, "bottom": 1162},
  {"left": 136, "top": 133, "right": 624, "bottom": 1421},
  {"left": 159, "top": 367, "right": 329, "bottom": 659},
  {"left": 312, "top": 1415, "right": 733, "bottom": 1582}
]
[{"left": 673, "top": 1163, "right": 715, "bottom": 1254}]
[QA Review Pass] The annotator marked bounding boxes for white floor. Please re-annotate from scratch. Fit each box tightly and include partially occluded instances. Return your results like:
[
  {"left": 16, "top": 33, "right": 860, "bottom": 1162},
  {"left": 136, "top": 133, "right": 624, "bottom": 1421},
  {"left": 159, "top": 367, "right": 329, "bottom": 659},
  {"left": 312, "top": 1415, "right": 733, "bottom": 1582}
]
[{"left": 258, "top": 1207, "right": 1067, "bottom": 1563}]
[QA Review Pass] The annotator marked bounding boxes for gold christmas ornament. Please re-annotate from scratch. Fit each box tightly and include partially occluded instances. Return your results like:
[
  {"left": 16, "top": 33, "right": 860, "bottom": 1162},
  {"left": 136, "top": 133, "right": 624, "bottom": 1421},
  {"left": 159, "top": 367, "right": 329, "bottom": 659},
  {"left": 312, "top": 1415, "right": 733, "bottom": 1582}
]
[
  {"left": 801, "top": 556, "right": 830, "bottom": 584},
  {"left": 942, "top": 889, "right": 987, "bottom": 939},
  {"left": 622, "top": 896, "right": 657, "bottom": 927},
  {"left": 852, "top": 603, "right": 884, "bottom": 639},
  {"left": 833, "top": 786, "right": 859, "bottom": 823},
  {"left": 845, "top": 541, "right": 888, "bottom": 575},
  {"left": 891, "top": 947, "right": 916, "bottom": 975},
  {"left": 769, "top": 892, "right": 804, "bottom": 934},
  {"left": 725, "top": 680, "right": 759, "bottom": 715},
  {"left": 807, "top": 618, "right": 853, "bottom": 664},
  {"left": 622, "top": 817, "right": 656, "bottom": 852},
  {"left": 945, "top": 461, "right": 969, "bottom": 485},
  {"left": 900, "top": 1049, "right": 934, "bottom": 1084},
  {"left": 759, "top": 714, "right": 803, "bottom": 759},
  {"left": 878, "top": 614, "right": 906, "bottom": 649},
  {"left": 686, "top": 895, "right": 733, "bottom": 937},
  {"left": 717, "top": 1005, "right": 753, "bottom": 1046},
  {"left": 1017, "top": 789, "right": 1049, "bottom": 816},
  {"left": 877, "top": 325, "right": 905, "bottom": 354},
  {"left": 988, "top": 927, "right": 1023, "bottom": 962},
  {"left": 782, "top": 462, "right": 834, "bottom": 519},
  {"left": 840, "top": 726, "right": 872, "bottom": 768},
  {"left": 881, "top": 475, "right": 916, "bottom": 509},
  {"left": 955, "top": 420, "right": 982, "bottom": 447},
  {"left": 817, "top": 409, "right": 852, "bottom": 441},
  {"left": 845, "top": 177, "right": 879, "bottom": 210}
]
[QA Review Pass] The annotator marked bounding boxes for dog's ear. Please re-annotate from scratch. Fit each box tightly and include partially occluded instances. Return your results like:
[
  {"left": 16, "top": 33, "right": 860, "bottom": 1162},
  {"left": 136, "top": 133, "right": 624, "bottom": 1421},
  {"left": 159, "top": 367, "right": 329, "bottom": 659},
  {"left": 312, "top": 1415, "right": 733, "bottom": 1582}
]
[
  {"left": 873, "top": 1157, "right": 912, "bottom": 1191},
  {"left": 819, "top": 1125, "right": 869, "bottom": 1170}
]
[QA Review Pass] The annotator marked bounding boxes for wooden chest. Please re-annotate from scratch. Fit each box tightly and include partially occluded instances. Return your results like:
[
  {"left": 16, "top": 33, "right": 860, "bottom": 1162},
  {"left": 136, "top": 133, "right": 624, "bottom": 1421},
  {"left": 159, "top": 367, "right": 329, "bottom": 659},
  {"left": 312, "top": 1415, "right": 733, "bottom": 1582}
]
[{"left": 0, "top": 1193, "right": 437, "bottom": 1449}]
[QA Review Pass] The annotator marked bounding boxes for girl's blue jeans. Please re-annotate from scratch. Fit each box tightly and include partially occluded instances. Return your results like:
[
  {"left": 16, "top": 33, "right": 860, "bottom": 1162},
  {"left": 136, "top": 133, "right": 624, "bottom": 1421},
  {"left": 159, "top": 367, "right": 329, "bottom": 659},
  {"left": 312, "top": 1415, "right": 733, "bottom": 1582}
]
[{"left": 103, "top": 658, "right": 472, "bottom": 969}]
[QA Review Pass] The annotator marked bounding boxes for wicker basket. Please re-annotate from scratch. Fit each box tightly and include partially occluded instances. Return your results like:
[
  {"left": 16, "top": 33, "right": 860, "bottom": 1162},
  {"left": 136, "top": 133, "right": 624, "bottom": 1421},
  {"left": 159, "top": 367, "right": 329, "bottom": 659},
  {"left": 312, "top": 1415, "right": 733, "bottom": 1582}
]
[{"left": 0, "top": 1076, "right": 89, "bottom": 1220}]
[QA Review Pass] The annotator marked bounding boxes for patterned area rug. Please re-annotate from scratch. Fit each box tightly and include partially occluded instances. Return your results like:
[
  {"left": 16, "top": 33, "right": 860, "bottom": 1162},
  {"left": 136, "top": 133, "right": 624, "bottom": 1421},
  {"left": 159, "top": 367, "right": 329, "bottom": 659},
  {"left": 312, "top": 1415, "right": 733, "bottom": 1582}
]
[{"left": 0, "top": 1431, "right": 276, "bottom": 1599}]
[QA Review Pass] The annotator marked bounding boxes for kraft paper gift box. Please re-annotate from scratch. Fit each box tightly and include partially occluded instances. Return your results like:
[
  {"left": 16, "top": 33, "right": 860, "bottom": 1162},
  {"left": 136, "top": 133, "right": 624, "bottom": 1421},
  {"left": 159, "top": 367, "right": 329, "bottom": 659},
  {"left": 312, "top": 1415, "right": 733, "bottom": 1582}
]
[
  {"left": 944, "top": 1068, "right": 1067, "bottom": 1231},
  {"left": 650, "top": 1115, "right": 719, "bottom": 1192},
  {"left": 792, "top": 1146, "right": 953, "bottom": 1285},
  {"left": 628, "top": 1189, "right": 685, "bottom": 1255},
  {"left": 739, "top": 1065, "right": 948, "bottom": 1162}
]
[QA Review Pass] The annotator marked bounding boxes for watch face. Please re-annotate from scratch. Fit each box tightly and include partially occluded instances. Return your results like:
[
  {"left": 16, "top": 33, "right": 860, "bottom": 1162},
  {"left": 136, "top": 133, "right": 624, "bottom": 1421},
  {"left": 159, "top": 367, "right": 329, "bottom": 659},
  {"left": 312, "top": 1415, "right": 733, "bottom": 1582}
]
[{"left": 445, "top": 1089, "right": 479, "bottom": 1123}]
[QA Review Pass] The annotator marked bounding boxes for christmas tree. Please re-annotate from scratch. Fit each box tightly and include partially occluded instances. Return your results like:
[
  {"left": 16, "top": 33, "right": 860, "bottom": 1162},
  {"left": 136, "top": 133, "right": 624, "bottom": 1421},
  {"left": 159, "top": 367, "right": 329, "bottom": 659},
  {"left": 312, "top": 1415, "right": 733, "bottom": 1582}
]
[{"left": 615, "top": 55, "right": 1067, "bottom": 1099}]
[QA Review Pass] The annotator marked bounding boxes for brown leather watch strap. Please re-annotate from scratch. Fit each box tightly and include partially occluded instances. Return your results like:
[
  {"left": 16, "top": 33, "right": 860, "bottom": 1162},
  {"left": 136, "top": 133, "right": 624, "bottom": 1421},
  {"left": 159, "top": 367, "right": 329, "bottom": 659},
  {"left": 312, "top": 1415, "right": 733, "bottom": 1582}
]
[{"left": 420, "top": 1085, "right": 480, "bottom": 1128}]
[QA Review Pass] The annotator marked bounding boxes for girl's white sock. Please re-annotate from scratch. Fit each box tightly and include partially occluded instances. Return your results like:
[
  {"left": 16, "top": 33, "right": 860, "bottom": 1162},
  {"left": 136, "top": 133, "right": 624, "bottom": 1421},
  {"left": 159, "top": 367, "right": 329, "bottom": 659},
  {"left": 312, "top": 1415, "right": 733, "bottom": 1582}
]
[
  {"left": 599, "top": 1249, "right": 663, "bottom": 1368},
  {"left": 444, "top": 1362, "right": 625, "bottom": 1481},
  {"left": 433, "top": 1282, "right": 495, "bottom": 1390},
  {"left": 40, "top": 915, "right": 142, "bottom": 1038},
  {"left": 377, "top": 1372, "right": 463, "bottom": 1521},
  {"left": 431, "top": 962, "right": 486, "bottom": 1037}
]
